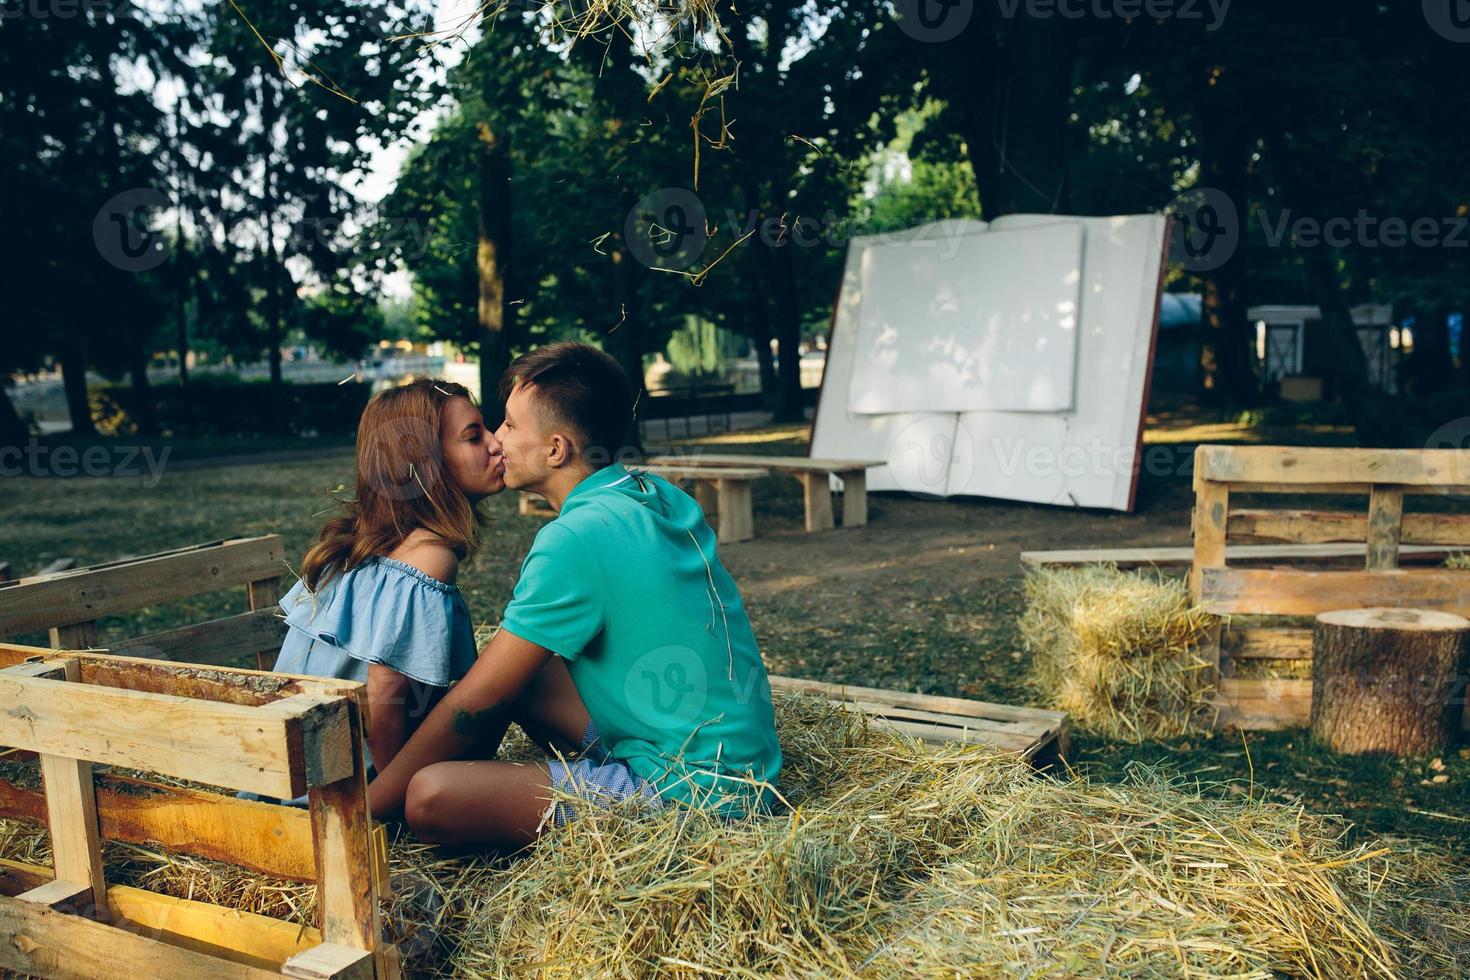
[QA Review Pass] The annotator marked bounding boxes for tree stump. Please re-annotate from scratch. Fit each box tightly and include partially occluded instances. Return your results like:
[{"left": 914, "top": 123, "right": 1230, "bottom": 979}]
[{"left": 1311, "top": 607, "right": 1470, "bottom": 757}]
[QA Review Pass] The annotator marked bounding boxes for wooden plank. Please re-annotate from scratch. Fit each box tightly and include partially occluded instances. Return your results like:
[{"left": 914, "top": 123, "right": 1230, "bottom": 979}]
[
  {"left": 0, "top": 642, "right": 364, "bottom": 707},
  {"left": 0, "top": 892, "right": 281, "bottom": 979},
  {"left": 0, "top": 861, "right": 323, "bottom": 971},
  {"left": 1221, "top": 626, "right": 1313, "bottom": 661},
  {"left": 283, "top": 943, "right": 376, "bottom": 979},
  {"left": 109, "top": 884, "right": 320, "bottom": 971},
  {"left": 0, "top": 773, "right": 316, "bottom": 882},
  {"left": 1213, "top": 678, "right": 1313, "bottom": 730},
  {"left": 0, "top": 674, "right": 353, "bottom": 798},
  {"left": 1190, "top": 461, "right": 1229, "bottom": 600},
  {"left": 247, "top": 575, "right": 284, "bottom": 671},
  {"left": 49, "top": 621, "right": 97, "bottom": 649},
  {"left": 1198, "top": 567, "right": 1470, "bottom": 617},
  {"left": 17, "top": 879, "right": 95, "bottom": 914},
  {"left": 109, "top": 609, "right": 289, "bottom": 666},
  {"left": 768, "top": 675, "right": 1066, "bottom": 728},
  {"left": 0, "top": 536, "right": 285, "bottom": 637},
  {"left": 649, "top": 453, "right": 881, "bottom": 473},
  {"left": 797, "top": 471, "right": 835, "bottom": 533},
  {"left": 692, "top": 480, "right": 718, "bottom": 521},
  {"left": 1365, "top": 486, "right": 1404, "bottom": 570},
  {"left": 1226, "top": 509, "right": 1470, "bottom": 546},
  {"left": 840, "top": 469, "right": 868, "bottom": 528},
  {"left": 1197, "top": 445, "right": 1470, "bottom": 488},
  {"left": 1019, "top": 543, "right": 1457, "bottom": 571},
  {"left": 307, "top": 694, "right": 383, "bottom": 963},
  {"left": 716, "top": 478, "right": 755, "bottom": 544}
]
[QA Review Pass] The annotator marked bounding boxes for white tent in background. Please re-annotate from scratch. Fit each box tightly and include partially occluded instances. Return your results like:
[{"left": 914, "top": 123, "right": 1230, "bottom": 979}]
[{"left": 810, "top": 214, "right": 1168, "bottom": 513}]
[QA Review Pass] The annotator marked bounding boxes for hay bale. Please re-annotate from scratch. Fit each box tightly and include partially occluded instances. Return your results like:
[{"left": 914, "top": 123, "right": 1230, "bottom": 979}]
[
  {"left": 1445, "top": 552, "right": 1470, "bottom": 570},
  {"left": 1021, "top": 563, "right": 1217, "bottom": 741},
  {"left": 1, "top": 696, "right": 1465, "bottom": 977}
]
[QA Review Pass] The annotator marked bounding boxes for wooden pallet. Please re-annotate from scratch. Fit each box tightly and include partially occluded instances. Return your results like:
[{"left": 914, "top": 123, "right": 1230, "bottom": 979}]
[
  {"left": 0, "top": 536, "right": 288, "bottom": 669},
  {"left": 1189, "top": 445, "right": 1470, "bottom": 731},
  {"left": 767, "top": 675, "right": 1068, "bottom": 766},
  {"left": 0, "top": 642, "right": 395, "bottom": 979}
]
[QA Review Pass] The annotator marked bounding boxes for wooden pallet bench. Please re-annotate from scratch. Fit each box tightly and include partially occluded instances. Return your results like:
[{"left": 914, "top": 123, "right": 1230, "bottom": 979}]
[
  {"left": 0, "top": 536, "right": 288, "bottom": 669},
  {"left": 0, "top": 642, "right": 395, "bottom": 979},
  {"left": 1189, "top": 444, "right": 1470, "bottom": 731},
  {"left": 639, "top": 464, "right": 769, "bottom": 544},
  {"left": 648, "top": 454, "right": 881, "bottom": 533},
  {"left": 1020, "top": 542, "right": 1461, "bottom": 571},
  {"left": 767, "top": 675, "right": 1069, "bottom": 766}
]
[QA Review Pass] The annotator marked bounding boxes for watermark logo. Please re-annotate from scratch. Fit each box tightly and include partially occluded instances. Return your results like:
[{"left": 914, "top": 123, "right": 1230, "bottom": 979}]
[
  {"left": 894, "top": 0, "right": 973, "bottom": 42},
  {"left": 93, "top": 188, "right": 171, "bottom": 272},
  {"left": 1424, "top": 0, "right": 1470, "bottom": 41},
  {"left": 625, "top": 645, "right": 708, "bottom": 725},
  {"left": 0, "top": 440, "right": 169, "bottom": 486},
  {"left": 1257, "top": 209, "right": 1469, "bottom": 249},
  {"left": 996, "top": 0, "right": 1230, "bottom": 29},
  {"left": 886, "top": 417, "right": 975, "bottom": 499},
  {"left": 0, "top": 0, "right": 128, "bottom": 20},
  {"left": 1423, "top": 416, "right": 1470, "bottom": 501},
  {"left": 625, "top": 189, "right": 708, "bottom": 271},
  {"left": 1167, "top": 186, "right": 1238, "bottom": 271}
]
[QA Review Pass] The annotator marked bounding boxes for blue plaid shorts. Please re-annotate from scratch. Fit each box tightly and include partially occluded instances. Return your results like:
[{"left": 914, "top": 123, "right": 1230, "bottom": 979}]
[{"left": 544, "top": 719, "right": 663, "bottom": 827}]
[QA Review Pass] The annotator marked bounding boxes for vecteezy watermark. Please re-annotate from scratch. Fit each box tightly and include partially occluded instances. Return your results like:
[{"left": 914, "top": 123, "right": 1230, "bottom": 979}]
[
  {"left": 1167, "top": 186, "right": 1240, "bottom": 272},
  {"left": 93, "top": 187, "right": 431, "bottom": 272},
  {"left": 995, "top": 0, "right": 1231, "bottom": 30},
  {"left": 893, "top": 0, "right": 974, "bottom": 42},
  {"left": 623, "top": 190, "right": 976, "bottom": 271},
  {"left": 1423, "top": 0, "right": 1470, "bottom": 41},
  {"left": 1257, "top": 210, "right": 1470, "bottom": 250},
  {"left": 625, "top": 646, "right": 710, "bottom": 724},
  {"left": 94, "top": 188, "right": 172, "bottom": 272},
  {"left": 0, "top": 441, "right": 170, "bottom": 486},
  {"left": 0, "top": 0, "right": 128, "bottom": 20}
]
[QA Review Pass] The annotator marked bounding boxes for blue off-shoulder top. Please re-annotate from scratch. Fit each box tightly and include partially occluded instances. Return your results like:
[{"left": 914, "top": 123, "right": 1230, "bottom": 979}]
[{"left": 274, "top": 556, "right": 478, "bottom": 688}]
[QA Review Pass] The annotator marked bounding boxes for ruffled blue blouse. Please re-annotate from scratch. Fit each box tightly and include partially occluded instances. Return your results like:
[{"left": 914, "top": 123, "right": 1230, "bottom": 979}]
[{"left": 274, "top": 556, "right": 478, "bottom": 688}]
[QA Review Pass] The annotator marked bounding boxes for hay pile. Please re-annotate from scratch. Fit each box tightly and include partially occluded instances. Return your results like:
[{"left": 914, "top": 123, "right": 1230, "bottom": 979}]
[
  {"left": 1022, "top": 564, "right": 1218, "bottom": 741},
  {"left": 2, "top": 695, "right": 1467, "bottom": 977},
  {"left": 1446, "top": 551, "right": 1470, "bottom": 570}
]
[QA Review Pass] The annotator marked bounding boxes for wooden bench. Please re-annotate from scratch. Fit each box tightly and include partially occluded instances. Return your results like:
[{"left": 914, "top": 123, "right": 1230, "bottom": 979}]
[
  {"left": 767, "top": 675, "right": 1069, "bottom": 766},
  {"left": 0, "top": 536, "right": 288, "bottom": 669},
  {"left": 0, "top": 641, "right": 396, "bottom": 978},
  {"left": 640, "top": 465, "right": 769, "bottom": 545},
  {"left": 648, "top": 454, "right": 881, "bottom": 532},
  {"left": 1190, "top": 444, "right": 1470, "bottom": 731}
]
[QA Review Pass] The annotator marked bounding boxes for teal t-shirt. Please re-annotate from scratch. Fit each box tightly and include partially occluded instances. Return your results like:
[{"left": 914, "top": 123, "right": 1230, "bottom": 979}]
[{"left": 499, "top": 464, "right": 782, "bottom": 814}]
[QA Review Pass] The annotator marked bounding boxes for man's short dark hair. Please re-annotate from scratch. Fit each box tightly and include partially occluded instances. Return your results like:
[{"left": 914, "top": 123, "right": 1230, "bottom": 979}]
[{"left": 498, "top": 342, "right": 634, "bottom": 466}]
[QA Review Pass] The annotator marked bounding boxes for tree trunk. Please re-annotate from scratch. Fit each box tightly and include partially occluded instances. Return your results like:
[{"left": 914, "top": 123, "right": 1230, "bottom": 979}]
[
  {"left": 1311, "top": 607, "right": 1470, "bottom": 757},
  {"left": 754, "top": 322, "right": 778, "bottom": 406},
  {"left": 128, "top": 326, "right": 155, "bottom": 436},
  {"left": 475, "top": 120, "right": 513, "bottom": 427},
  {"left": 967, "top": 16, "right": 1076, "bottom": 219},
  {"left": 768, "top": 239, "right": 805, "bottom": 423},
  {"left": 0, "top": 385, "right": 28, "bottom": 448},
  {"left": 60, "top": 337, "right": 95, "bottom": 436},
  {"left": 1410, "top": 307, "right": 1454, "bottom": 396}
]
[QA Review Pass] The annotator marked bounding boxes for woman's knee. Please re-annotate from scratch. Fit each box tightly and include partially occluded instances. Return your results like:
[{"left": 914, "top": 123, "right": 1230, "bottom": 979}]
[{"left": 404, "top": 766, "right": 454, "bottom": 842}]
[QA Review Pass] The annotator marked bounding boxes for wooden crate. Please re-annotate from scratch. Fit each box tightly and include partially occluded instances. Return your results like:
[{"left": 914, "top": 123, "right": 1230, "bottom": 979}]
[
  {"left": 0, "top": 641, "right": 395, "bottom": 979},
  {"left": 1189, "top": 444, "right": 1470, "bottom": 731},
  {"left": 0, "top": 537, "right": 288, "bottom": 669},
  {"left": 767, "top": 675, "right": 1069, "bottom": 766}
]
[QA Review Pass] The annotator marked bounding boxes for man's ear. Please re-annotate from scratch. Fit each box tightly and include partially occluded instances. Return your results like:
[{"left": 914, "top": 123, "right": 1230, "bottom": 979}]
[{"left": 546, "top": 432, "right": 575, "bottom": 468}]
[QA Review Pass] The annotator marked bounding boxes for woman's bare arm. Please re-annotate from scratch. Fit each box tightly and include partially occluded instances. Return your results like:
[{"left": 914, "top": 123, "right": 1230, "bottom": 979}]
[{"left": 367, "top": 629, "right": 552, "bottom": 820}]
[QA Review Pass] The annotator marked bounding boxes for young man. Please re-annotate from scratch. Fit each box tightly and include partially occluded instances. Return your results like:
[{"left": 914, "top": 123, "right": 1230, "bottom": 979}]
[{"left": 368, "top": 342, "right": 782, "bottom": 850}]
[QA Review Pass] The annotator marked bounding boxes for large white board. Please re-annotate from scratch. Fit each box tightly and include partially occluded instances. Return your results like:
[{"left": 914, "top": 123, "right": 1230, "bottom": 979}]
[
  {"left": 810, "top": 213, "right": 1166, "bottom": 512},
  {"left": 847, "top": 221, "right": 1083, "bottom": 414}
]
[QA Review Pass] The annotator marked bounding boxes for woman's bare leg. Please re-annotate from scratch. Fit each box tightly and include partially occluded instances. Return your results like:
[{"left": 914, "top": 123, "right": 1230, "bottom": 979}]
[{"left": 404, "top": 760, "right": 555, "bottom": 850}]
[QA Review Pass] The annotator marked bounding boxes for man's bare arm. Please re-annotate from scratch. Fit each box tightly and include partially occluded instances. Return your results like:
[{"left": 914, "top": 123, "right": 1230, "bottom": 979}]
[{"left": 367, "top": 629, "right": 552, "bottom": 820}]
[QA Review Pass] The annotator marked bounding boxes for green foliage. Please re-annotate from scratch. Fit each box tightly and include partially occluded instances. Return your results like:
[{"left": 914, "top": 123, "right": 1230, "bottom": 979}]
[{"left": 91, "top": 381, "right": 372, "bottom": 438}]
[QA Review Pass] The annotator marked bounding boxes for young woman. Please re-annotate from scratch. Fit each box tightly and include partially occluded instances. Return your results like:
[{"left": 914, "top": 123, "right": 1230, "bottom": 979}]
[{"left": 272, "top": 378, "right": 505, "bottom": 777}]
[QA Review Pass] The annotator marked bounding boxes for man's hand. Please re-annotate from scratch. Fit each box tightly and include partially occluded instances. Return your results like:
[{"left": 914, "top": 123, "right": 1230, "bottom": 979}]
[{"left": 367, "top": 629, "right": 553, "bottom": 820}]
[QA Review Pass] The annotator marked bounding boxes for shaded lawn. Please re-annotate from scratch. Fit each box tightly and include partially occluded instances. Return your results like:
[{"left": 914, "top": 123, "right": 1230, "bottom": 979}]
[{"left": 1, "top": 409, "right": 1467, "bottom": 860}]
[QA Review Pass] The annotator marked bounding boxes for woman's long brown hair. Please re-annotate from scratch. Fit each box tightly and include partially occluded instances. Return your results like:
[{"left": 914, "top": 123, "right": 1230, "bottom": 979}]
[{"left": 300, "top": 378, "right": 484, "bottom": 591}]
